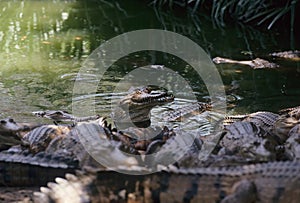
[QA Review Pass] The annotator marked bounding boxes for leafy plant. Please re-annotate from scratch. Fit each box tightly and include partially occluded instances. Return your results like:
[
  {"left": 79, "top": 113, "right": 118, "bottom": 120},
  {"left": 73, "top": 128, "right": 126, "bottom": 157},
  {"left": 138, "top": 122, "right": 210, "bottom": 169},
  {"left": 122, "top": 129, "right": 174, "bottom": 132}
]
[{"left": 150, "top": 0, "right": 298, "bottom": 33}]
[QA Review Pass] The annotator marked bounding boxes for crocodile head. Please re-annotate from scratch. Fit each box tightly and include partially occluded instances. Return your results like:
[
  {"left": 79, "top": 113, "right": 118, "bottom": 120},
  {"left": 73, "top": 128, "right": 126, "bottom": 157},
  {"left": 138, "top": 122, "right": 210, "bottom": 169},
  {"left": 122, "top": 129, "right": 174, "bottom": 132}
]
[
  {"left": 112, "top": 86, "right": 174, "bottom": 128},
  {"left": 32, "top": 110, "right": 75, "bottom": 122},
  {"left": 0, "top": 118, "right": 29, "bottom": 149},
  {"left": 0, "top": 118, "right": 22, "bottom": 132}
]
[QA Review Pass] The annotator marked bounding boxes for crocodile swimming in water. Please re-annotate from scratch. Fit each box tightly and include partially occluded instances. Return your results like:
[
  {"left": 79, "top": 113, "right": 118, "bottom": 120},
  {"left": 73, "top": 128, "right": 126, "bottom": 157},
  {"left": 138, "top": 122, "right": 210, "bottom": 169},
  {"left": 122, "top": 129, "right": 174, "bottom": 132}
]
[
  {"left": 32, "top": 110, "right": 100, "bottom": 125},
  {"left": 213, "top": 50, "right": 300, "bottom": 69},
  {"left": 270, "top": 50, "right": 300, "bottom": 61},
  {"left": 213, "top": 56, "right": 278, "bottom": 69},
  {"left": 111, "top": 85, "right": 174, "bottom": 128}
]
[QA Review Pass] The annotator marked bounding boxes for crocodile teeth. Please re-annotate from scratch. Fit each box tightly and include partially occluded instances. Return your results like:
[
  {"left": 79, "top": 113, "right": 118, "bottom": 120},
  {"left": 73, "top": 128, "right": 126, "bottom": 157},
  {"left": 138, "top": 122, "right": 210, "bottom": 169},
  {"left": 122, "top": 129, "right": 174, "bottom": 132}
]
[
  {"left": 55, "top": 177, "right": 68, "bottom": 185},
  {"left": 65, "top": 173, "right": 79, "bottom": 182},
  {"left": 47, "top": 182, "right": 57, "bottom": 189},
  {"left": 40, "top": 186, "right": 52, "bottom": 194}
]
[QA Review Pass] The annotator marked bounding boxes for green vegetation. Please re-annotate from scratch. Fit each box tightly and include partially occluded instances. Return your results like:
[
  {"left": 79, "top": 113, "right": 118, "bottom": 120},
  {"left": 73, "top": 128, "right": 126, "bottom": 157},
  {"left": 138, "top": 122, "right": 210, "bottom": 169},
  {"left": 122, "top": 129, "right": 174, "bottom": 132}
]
[{"left": 150, "top": 0, "right": 298, "bottom": 32}]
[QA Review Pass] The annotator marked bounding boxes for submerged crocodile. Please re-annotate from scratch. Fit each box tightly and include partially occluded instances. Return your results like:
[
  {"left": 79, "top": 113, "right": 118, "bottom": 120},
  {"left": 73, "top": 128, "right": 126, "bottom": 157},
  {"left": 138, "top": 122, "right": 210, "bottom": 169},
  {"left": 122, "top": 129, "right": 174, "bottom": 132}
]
[
  {"left": 270, "top": 50, "right": 300, "bottom": 61},
  {"left": 213, "top": 50, "right": 300, "bottom": 69},
  {"left": 32, "top": 110, "right": 100, "bottom": 125},
  {"left": 213, "top": 56, "right": 278, "bottom": 69}
]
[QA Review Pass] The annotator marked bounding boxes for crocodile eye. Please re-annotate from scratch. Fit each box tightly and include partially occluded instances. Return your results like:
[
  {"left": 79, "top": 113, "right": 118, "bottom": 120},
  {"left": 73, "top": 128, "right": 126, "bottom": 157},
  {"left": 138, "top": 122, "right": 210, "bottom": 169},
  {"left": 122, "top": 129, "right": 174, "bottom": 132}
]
[
  {"left": 253, "top": 141, "right": 260, "bottom": 146},
  {"left": 8, "top": 118, "right": 14, "bottom": 123},
  {"left": 56, "top": 112, "right": 64, "bottom": 116},
  {"left": 144, "top": 88, "right": 151, "bottom": 93},
  {"left": 263, "top": 140, "right": 272, "bottom": 149},
  {"left": 0, "top": 120, "right": 6, "bottom": 124},
  {"left": 275, "top": 145, "right": 285, "bottom": 152}
]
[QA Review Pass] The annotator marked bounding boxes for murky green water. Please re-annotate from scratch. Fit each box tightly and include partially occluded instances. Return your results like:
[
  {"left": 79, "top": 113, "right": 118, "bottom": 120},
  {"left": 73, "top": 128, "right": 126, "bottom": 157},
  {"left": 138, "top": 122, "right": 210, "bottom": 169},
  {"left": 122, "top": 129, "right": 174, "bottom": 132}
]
[{"left": 0, "top": 0, "right": 299, "bottom": 122}]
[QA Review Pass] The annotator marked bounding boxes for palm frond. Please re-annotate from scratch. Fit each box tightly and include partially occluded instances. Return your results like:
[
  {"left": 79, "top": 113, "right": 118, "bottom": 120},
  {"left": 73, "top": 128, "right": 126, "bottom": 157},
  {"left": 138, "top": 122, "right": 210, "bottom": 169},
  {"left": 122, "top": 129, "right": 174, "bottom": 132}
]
[{"left": 149, "top": 0, "right": 298, "bottom": 41}]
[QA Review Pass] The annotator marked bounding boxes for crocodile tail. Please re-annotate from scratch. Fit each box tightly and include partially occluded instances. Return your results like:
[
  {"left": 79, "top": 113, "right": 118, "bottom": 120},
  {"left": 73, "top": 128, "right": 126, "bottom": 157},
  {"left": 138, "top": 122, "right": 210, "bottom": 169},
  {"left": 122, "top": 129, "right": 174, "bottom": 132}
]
[{"left": 0, "top": 147, "right": 78, "bottom": 186}]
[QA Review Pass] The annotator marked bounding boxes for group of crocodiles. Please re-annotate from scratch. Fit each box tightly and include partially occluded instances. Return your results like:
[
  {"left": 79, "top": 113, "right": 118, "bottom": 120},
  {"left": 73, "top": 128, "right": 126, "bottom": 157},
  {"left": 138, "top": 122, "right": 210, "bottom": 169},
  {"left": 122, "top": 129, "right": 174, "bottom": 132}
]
[{"left": 0, "top": 84, "right": 300, "bottom": 203}]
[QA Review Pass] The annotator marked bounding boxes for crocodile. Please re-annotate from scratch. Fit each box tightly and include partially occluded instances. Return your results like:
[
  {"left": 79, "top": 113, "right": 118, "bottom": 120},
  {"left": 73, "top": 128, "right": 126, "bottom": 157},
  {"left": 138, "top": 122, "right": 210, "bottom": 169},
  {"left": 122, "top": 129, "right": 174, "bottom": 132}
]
[
  {"left": 160, "top": 108, "right": 290, "bottom": 165},
  {"left": 153, "top": 121, "right": 284, "bottom": 168},
  {"left": 270, "top": 50, "right": 300, "bottom": 61},
  {"left": 34, "top": 161, "right": 300, "bottom": 203},
  {"left": 111, "top": 85, "right": 174, "bottom": 128},
  {"left": 271, "top": 116, "right": 298, "bottom": 141},
  {"left": 0, "top": 118, "right": 41, "bottom": 150},
  {"left": 112, "top": 126, "right": 176, "bottom": 153},
  {"left": 197, "top": 110, "right": 292, "bottom": 161},
  {"left": 213, "top": 56, "right": 278, "bottom": 69},
  {"left": 219, "top": 109, "right": 300, "bottom": 146},
  {"left": 285, "top": 124, "right": 300, "bottom": 160},
  {"left": 223, "top": 111, "right": 279, "bottom": 131},
  {"left": 143, "top": 110, "right": 287, "bottom": 168},
  {"left": 218, "top": 121, "right": 283, "bottom": 161},
  {"left": 0, "top": 147, "right": 78, "bottom": 186},
  {"left": 32, "top": 110, "right": 100, "bottom": 125},
  {"left": 162, "top": 102, "right": 212, "bottom": 122},
  {"left": 278, "top": 105, "right": 300, "bottom": 119},
  {"left": 22, "top": 125, "right": 72, "bottom": 154}
]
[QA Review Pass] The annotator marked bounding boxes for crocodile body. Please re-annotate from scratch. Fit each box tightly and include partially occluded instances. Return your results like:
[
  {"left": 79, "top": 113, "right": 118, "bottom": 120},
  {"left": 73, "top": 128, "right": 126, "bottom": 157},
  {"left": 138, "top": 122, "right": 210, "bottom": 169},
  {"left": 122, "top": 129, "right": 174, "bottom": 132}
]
[
  {"left": 162, "top": 102, "right": 212, "bottom": 122},
  {"left": 32, "top": 110, "right": 100, "bottom": 124},
  {"left": 278, "top": 105, "right": 300, "bottom": 116},
  {"left": 219, "top": 121, "right": 282, "bottom": 161},
  {"left": 0, "top": 152, "right": 77, "bottom": 186},
  {"left": 270, "top": 50, "right": 300, "bottom": 61},
  {"left": 22, "top": 125, "right": 72, "bottom": 153},
  {"left": 213, "top": 57, "right": 278, "bottom": 69},
  {"left": 0, "top": 126, "right": 81, "bottom": 186},
  {"left": 271, "top": 106, "right": 300, "bottom": 143},
  {"left": 285, "top": 124, "right": 300, "bottom": 160},
  {"left": 224, "top": 111, "right": 279, "bottom": 130},
  {"left": 34, "top": 161, "right": 300, "bottom": 203}
]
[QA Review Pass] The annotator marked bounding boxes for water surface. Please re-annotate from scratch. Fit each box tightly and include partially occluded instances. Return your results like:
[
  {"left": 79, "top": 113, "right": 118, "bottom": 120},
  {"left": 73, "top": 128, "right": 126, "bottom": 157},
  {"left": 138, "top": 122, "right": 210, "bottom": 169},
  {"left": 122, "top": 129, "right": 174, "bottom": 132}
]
[{"left": 0, "top": 0, "right": 299, "bottom": 123}]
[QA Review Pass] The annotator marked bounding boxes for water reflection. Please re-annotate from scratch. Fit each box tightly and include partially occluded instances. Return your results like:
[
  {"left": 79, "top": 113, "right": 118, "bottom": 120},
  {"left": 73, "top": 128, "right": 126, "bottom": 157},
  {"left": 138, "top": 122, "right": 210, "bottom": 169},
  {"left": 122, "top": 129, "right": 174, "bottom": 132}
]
[{"left": 0, "top": 0, "right": 299, "bottom": 121}]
